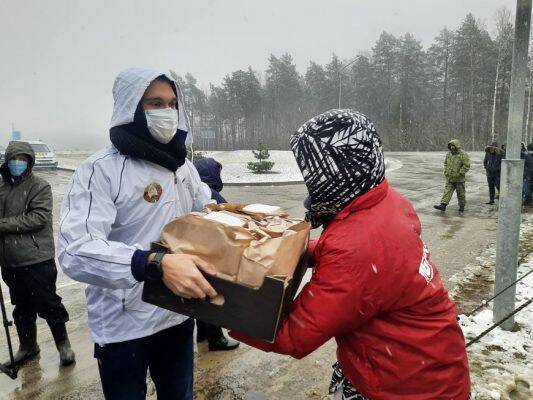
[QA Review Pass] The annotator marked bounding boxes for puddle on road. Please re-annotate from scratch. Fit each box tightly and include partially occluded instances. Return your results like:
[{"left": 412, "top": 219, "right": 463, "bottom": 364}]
[{"left": 439, "top": 217, "right": 465, "bottom": 240}]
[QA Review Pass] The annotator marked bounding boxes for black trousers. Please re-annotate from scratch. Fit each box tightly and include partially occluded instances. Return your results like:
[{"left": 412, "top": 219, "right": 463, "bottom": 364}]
[
  {"left": 94, "top": 319, "right": 194, "bottom": 400},
  {"left": 0, "top": 259, "right": 69, "bottom": 326},
  {"left": 487, "top": 174, "right": 500, "bottom": 201},
  {"left": 196, "top": 320, "right": 224, "bottom": 342}
]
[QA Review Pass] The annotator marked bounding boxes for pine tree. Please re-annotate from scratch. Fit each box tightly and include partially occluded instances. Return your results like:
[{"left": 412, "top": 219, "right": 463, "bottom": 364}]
[{"left": 247, "top": 140, "right": 275, "bottom": 173}]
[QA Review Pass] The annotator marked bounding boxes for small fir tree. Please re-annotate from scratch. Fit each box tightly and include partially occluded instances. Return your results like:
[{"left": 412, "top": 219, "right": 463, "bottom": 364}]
[{"left": 247, "top": 140, "right": 275, "bottom": 174}]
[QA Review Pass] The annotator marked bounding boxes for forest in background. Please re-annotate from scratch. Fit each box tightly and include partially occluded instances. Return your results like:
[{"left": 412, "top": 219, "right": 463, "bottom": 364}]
[{"left": 178, "top": 8, "right": 533, "bottom": 151}]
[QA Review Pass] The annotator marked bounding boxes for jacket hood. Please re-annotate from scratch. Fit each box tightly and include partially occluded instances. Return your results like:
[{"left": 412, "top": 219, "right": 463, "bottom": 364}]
[
  {"left": 110, "top": 67, "right": 192, "bottom": 146},
  {"left": 193, "top": 157, "right": 223, "bottom": 193},
  {"left": 1, "top": 141, "right": 35, "bottom": 181},
  {"left": 448, "top": 139, "right": 461, "bottom": 150}
]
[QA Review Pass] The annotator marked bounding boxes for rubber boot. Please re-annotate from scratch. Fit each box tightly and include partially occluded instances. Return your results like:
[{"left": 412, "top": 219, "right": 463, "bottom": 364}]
[
  {"left": 48, "top": 322, "right": 76, "bottom": 366},
  {"left": 433, "top": 203, "right": 447, "bottom": 211},
  {"left": 13, "top": 321, "right": 40, "bottom": 365},
  {"left": 459, "top": 206, "right": 465, "bottom": 213}
]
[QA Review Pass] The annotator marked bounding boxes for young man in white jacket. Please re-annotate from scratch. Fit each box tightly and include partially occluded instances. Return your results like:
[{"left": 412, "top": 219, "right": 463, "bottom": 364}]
[{"left": 57, "top": 67, "right": 217, "bottom": 400}]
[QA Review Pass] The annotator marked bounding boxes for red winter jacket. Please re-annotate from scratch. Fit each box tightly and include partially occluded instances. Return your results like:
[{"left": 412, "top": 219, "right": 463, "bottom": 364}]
[{"left": 232, "top": 180, "right": 471, "bottom": 400}]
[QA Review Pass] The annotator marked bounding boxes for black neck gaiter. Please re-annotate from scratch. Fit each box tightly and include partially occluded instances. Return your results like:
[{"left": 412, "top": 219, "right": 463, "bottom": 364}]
[{"left": 110, "top": 102, "right": 187, "bottom": 172}]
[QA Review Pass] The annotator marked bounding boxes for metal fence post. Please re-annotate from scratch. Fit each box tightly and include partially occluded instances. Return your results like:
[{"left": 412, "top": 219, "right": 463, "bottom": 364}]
[{"left": 493, "top": 0, "right": 531, "bottom": 330}]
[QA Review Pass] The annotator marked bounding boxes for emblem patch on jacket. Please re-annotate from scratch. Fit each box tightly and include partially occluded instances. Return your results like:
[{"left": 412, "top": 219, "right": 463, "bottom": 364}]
[
  {"left": 144, "top": 182, "right": 163, "bottom": 203},
  {"left": 418, "top": 245, "right": 434, "bottom": 283}
]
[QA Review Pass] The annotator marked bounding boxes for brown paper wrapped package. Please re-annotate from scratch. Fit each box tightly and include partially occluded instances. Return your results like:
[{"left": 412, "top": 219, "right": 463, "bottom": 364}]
[{"left": 161, "top": 211, "right": 310, "bottom": 288}]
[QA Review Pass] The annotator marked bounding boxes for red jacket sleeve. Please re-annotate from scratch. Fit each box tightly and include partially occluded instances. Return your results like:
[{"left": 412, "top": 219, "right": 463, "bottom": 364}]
[
  {"left": 232, "top": 244, "right": 382, "bottom": 359},
  {"left": 307, "top": 239, "right": 318, "bottom": 267}
]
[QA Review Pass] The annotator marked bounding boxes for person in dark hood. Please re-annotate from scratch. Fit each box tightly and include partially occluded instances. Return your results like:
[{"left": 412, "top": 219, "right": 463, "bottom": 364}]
[
  {"left": 58, "top": 68, "right": 215, "bottom": 400},
  {"left": 483, "top": 141, "right": 503, "bottom": 204},
  {"left": 194, "top": 158, "right": 225, "bottom": 204},
  {"left": 231, "top": 110, "right": 471, "bottom": 400},
  {"left": 192, "top": 157, "right": 240, "bottom": 351},
  {"left": 0, "top": 141, "right": 75, "bottom": 367}
]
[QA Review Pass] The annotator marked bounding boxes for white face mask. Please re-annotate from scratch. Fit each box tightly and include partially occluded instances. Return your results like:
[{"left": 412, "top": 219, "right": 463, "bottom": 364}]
[{"left": 145, "top": 108, "right": 179, "bottom": 144}]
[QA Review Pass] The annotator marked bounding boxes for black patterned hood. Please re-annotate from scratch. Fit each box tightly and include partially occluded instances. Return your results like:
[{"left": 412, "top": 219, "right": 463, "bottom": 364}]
[{"left": 290, "top": 109, "right": 385, "bottom": 214}]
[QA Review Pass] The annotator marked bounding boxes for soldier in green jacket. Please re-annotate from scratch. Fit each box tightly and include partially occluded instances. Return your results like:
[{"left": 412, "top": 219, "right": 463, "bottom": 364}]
[
  {"left": 0, "top": 141, "right": 75, "bottom": 367},
  {"left": 434, "top": 139, "right": 471, "bottom": 212}
]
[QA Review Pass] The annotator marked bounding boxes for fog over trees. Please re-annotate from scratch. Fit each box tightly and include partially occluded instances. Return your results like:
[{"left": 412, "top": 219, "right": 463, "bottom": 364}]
[{"left": 180, "top": 9, "right": 533, "bottom": 151}]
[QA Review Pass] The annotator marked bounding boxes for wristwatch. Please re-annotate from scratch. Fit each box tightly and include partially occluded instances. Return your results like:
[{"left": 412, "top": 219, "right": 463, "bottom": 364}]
[{"left": 146, "top": 252, "right": 165, "bottom": 280}]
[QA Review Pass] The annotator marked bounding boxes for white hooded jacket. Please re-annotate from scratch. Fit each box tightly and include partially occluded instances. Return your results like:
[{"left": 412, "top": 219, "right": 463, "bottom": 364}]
[{"left": 57, "top": 67, "right": 212, "bottom": 345}]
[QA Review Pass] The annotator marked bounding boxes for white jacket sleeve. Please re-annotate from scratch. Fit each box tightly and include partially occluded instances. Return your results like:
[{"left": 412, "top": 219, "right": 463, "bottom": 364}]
[
  {"left": 187, "top": 160, "right": 215, "bottom": 211},
  {"left": 57, "top": 159, "right": 138, "bottom": 290}
]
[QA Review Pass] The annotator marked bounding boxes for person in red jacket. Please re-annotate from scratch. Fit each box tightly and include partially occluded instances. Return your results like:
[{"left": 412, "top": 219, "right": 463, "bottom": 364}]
[{"left": 231, "top": 110, "right": 471, "bottom": 400}]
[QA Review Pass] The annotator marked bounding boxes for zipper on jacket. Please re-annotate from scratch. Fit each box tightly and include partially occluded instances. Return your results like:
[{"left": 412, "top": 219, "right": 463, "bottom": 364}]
[
  {"left": 173, "top": 172, "right": 179, "bottom": 215},
  {"left": 122, "top": 288, "right": 126, "bottom": 312}
]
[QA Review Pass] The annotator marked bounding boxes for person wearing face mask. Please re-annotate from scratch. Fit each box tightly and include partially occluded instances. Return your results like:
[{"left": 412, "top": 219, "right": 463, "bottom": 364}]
[
  {"left": 0, "top": 141, "right": 75, "bottom": 368},
  {"left": 57, "top": 67, "right": 216, "bottom": 400}
]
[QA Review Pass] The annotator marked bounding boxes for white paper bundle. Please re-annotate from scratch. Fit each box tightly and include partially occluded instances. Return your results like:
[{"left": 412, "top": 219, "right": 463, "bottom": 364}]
[
  {"left": 203, "top": 212, "right": 247, "bottom": 227},
  {"left": 242, "top": 204, "right": 282, "bottom": 216}
]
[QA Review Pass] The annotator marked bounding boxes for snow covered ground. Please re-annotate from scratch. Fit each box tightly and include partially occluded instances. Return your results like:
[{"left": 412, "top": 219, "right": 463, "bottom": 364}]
[
  {"left": 453, "top": 215, "right": 533, "bottom": 400},
  {"left": 204, "top": 150, "right": 304, "bottom": 184},
  {"left": 57, "top": 150, "right": 401, "bottom": 185}
]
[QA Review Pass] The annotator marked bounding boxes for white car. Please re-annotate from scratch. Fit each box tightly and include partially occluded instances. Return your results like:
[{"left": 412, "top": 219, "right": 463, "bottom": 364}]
[{"left": 18, "top": 140, "right": 58, "bottom": 169}]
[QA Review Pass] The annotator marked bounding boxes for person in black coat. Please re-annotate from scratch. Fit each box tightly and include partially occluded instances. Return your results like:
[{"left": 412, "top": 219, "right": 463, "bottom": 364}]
[
  {"left": 483, "top": 141, "right": 503, "bottom": 205},
  {"left": 193, "top": 157, "right": 240, "bottom": 351}
]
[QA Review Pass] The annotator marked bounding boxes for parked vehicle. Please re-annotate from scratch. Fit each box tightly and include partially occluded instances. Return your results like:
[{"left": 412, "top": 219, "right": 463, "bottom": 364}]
[{"left": 16, "top": 140, "right": 58, "bottom": 168}]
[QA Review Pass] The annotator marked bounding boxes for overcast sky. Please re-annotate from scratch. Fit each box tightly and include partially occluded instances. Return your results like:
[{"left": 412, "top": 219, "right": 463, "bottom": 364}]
[{"left": 0, "top": 0, "right": 517, "bottom": 150}]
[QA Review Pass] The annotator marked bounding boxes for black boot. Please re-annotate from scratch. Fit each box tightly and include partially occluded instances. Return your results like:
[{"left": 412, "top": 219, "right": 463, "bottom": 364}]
[
  {"left": 459, "top": 206, "right": 465, "bottom": 213},
  {"left": 208, "top": 335, "right": 240, "bottom": 352},
  {"left": 433, "top": 203, "right": 447, "bottom": 211},
  {"left": 13, "top": 322, "right": 40, "bottom": 365},
  {"left": 48, "top": 322, "right": 76, "bottom": 366},
  {"left": 485, "top": 200, "right": 495, "bottom": 205}
]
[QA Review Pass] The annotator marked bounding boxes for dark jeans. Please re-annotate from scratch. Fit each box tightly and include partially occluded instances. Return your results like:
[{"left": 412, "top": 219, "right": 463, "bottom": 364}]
[
  {"left": 487, "top": 174, "right": 500, "bottom": 201},
  {"left": 196, "top": 320, "right": 224, "bottom": 342},
  {"left": 0, "top": 259, "right": 69, "bottom": 325},
  {"left": 94, "top": 319, "right": 194, "bottom": 400}
]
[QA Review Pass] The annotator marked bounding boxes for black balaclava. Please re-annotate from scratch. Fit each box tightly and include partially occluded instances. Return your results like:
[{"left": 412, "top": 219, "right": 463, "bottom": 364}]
[
  {"left": 291, "top": 109, "right": 386, "bottom": 228},
  {"left": 109, "top": 76, "right": 187, "bottom": 172}
]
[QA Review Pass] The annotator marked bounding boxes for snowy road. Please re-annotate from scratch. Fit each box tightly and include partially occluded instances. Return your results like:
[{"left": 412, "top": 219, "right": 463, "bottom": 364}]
[{"left": 0, "top": 151, "right": 503, "bottom": 399}]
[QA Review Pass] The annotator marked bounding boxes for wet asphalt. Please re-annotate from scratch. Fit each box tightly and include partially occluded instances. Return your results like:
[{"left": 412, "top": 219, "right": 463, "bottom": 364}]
[{"left": 0, "top": 151, "right": 500, "bottom": 399}]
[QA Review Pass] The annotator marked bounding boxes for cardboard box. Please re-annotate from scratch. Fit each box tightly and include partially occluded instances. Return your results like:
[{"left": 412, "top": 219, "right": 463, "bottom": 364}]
[{"left": 142, "top": 242, "right": 309, "bottom": 342}]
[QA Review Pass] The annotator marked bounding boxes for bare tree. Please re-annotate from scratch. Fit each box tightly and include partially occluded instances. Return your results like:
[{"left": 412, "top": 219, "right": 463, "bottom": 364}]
[{"left": 491, "top": 7, "right": 514, "bottom": 142}]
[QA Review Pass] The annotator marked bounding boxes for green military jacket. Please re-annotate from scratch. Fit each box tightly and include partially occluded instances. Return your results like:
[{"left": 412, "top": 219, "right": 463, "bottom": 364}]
[{"left": 444, "top": 139, "right": 470, "bottom": 183}]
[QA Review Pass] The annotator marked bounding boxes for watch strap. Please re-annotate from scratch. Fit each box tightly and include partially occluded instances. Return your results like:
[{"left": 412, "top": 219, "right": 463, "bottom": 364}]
[{"left": 152, "top": 252, "right": 166, "bottom": 272}]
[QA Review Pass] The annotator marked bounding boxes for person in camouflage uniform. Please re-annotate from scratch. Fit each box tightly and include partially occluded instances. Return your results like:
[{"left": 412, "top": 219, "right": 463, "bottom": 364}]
[{"left": 434, "top": 139, "right": 470, "bottom": 212}]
